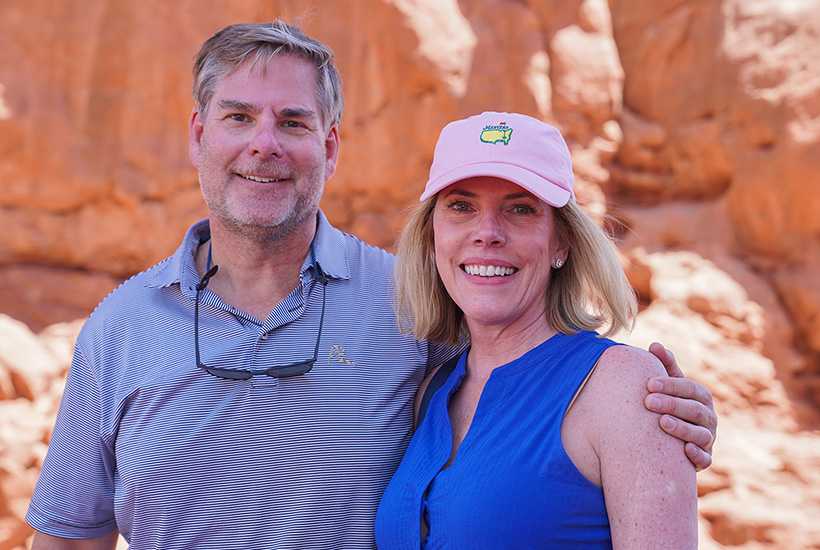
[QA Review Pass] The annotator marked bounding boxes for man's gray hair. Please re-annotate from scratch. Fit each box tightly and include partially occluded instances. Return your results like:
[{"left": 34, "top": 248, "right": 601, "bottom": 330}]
[{"left": 192, "top": 21, "right": 344, "bottom": 129}]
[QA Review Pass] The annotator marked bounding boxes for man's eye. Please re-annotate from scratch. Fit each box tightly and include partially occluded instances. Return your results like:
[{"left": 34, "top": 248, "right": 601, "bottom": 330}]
[
  {"left": 229, "top": 113, "right": 248, "bottom": 122},
  {"left": 283, "top": 120, "right": 306, "bottom": 129}
]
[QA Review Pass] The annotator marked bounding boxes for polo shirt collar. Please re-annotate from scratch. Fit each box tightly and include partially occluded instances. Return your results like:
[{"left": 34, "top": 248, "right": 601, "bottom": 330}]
[
  {"left": 312, "top": 210, "right": 351, "bottom": 282},
  {"left": 147, "top": 211, "right": 351, "bottom": 295}
]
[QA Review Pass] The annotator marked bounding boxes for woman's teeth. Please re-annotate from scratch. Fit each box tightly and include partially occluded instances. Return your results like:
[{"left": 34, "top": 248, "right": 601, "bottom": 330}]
[{"left": 462, "top": 265, "right": 517, "bottom": 277}]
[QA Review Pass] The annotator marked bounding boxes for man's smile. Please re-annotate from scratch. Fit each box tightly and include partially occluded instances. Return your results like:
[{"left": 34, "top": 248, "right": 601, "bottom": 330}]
[{"left": 238, "top": 173, "right": 285, "bottom": 183}]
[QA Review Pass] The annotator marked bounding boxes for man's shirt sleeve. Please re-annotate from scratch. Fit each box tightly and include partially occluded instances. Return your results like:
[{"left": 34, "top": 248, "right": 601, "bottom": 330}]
[{"left": 26, "top": 342, "right": 118, "bottom": 539}]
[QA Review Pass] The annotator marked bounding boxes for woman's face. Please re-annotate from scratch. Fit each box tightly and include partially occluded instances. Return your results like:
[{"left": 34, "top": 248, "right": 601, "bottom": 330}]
[{"left": 433, "top": 176, "right": 567, "bottom": 336}]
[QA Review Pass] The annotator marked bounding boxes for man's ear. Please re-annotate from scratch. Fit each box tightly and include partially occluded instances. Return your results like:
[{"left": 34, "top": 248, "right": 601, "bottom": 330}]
[
  {"left": 189, "top": 106, "right": 204, "bottom": 168},
  {"left": 323, "top": 124, "right": 340, "bottom": 181}
]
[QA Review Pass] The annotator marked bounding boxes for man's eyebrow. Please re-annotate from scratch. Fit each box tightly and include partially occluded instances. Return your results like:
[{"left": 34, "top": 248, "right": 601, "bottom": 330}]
[
  {"left": 216, "top": 99, "right": 257, "bottom": 113},
  {"left": 212, "top": 101, "right": 321, "bottom": 125},
  {"left": 279, "top": 107, "right": 319, "bottom": 120}
]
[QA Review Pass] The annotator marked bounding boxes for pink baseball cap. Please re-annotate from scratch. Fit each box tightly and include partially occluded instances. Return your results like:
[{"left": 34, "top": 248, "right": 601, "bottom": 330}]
[{"left": 420, "top": 111, "right": 575, "bottom": 207}]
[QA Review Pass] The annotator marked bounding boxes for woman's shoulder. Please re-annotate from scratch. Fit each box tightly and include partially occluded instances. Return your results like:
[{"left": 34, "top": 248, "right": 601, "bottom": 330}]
[
  {"left": 597, "top": 343, "right": 666, "bottom": 382},
  {"left": 575, "top": 344, "right": 667, "bottom": 429}
]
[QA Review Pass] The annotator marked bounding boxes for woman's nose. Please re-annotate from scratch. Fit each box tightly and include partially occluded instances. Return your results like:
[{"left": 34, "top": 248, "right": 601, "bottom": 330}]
[{"left": 472, "top": 211, "right": 506, "bottom": 246}]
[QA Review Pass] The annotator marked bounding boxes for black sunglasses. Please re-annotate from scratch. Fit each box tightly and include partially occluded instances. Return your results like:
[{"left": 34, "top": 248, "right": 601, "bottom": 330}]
[{"left": 194, "top": 243, "right": 328, "bottom": 380}]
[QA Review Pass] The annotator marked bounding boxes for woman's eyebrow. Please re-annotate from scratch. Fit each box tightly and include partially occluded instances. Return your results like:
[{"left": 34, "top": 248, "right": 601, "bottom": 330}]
[{"left": 443, "top": 188, "right": 536, "bottom": 201}]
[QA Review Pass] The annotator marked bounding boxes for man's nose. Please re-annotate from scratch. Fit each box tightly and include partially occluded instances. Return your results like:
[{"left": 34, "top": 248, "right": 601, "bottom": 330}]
[{"left": 248, "top": 124, "right": 284, "bottom": 157}]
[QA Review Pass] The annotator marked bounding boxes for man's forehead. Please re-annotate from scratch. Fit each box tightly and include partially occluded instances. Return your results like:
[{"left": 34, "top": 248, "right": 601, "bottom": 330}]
[
  {"left": 216, "top": 56, "right": 318, "bottom": 94},
  {"left": 229, "top": 52, "right": 317, "bottom": 80}
]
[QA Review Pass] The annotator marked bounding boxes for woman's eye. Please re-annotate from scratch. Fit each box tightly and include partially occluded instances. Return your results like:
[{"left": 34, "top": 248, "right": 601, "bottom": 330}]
[
  {"left": 448, "top": 201, "right": 471, "bottom": 212},
  {"left": 512, "top": 204, "right": 535, "bottom": 214}
]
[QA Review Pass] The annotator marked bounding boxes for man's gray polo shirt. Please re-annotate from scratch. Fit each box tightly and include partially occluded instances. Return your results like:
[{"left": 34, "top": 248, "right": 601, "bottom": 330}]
[{"left": 27, "top": 211, "right": 455, "bottom": 549}]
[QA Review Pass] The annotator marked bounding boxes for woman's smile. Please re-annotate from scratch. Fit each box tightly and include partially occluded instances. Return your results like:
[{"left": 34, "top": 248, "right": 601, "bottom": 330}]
[{"left": 433, "top": 176, "right": 567, "bottom": 335}]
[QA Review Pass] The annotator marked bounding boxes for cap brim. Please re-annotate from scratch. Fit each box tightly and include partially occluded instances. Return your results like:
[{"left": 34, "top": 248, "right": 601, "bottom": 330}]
[{"left": 420, "top": 162, "right": 572, "bottom": 207}]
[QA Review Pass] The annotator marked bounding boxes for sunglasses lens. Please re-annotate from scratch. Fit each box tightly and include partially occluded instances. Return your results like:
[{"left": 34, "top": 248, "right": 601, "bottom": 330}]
[
  {"left": 267, "top": 361, "right": 314, "bottom": 378},
  {"left": 202, "top": 366, "right": 253, "bottom": 380}
]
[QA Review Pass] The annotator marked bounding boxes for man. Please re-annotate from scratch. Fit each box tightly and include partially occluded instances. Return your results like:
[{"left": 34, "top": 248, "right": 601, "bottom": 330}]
[{"left": 27, "top": 21, "right": 716, "bottom": 550}]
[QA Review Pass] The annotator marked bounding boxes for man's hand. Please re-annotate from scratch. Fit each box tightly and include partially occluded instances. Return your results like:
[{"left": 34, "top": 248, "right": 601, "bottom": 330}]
[{"left": 646, "top": 342, "right": 717, "bottom": 471}]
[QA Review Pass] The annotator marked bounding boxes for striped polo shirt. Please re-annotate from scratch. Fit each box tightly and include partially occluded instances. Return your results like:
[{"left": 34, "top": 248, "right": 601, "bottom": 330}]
[{"left": 27, "top": 211, "right": 456, "bottom": 549}]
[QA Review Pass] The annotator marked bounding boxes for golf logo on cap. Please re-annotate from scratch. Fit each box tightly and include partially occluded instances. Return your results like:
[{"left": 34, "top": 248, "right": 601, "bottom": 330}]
[{"left": 479, "top": 122, "right": 512, "bottom": 146}]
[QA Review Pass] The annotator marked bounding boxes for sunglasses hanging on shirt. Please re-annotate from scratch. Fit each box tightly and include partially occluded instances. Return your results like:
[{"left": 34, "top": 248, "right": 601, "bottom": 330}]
[{"left": 194, "top": 239, "right": 328, "bottom": 380}]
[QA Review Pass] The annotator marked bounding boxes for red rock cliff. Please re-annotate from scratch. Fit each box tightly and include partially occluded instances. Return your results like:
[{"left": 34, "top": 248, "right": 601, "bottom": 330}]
[{"left": 1, "top": 1, "right": 819, "bottom": 548}]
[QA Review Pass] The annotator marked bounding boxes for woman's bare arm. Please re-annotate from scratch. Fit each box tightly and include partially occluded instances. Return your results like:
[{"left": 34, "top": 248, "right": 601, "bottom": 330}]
[{"left": 563, "top": 345, "right": 698, "bottom": 549}]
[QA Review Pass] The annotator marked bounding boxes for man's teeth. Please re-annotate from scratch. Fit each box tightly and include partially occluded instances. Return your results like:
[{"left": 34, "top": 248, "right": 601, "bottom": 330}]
[
  {"left": 242, "top": 174, "right": 281, "bottom": 183},
  {"left": 462, "top": 265, "right": 517, "bottom": 277}
]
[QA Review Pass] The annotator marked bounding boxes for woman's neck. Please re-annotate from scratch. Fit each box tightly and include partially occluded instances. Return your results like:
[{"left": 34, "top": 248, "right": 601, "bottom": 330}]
[{"left": 465, "top": 315, "right": 557, "bottom": 374}]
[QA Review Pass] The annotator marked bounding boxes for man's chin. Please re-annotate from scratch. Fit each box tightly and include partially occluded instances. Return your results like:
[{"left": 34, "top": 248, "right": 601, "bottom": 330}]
[{"left": 219, "top": 210, "right": 315, "bottom": 241}]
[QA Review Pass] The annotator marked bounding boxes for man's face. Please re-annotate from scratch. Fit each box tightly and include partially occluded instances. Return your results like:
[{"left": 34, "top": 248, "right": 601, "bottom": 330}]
[{"left": 189, "top": 54, "right": 339, "bottom": 240}]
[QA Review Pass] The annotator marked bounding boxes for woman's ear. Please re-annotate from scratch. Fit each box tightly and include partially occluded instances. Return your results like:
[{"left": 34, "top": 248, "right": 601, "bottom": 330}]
[{"left": 555, "top": 240, "right": 569, "bottom": 267}]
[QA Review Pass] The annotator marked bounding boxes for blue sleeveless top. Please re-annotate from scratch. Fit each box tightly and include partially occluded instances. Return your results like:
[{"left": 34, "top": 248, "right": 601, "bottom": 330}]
[{"left": 375, "top": 331, "right": 618, "bottom": 549}]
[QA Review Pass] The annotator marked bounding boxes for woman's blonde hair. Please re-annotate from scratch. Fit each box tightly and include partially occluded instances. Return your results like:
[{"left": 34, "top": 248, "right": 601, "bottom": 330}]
[{"left": 393, "top": 195, "right": 637, "bottom": 345}]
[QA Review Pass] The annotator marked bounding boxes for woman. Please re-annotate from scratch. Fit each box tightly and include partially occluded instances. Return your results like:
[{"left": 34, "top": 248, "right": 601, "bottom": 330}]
[{"left": 375, "top": 112, "right": 697, "bottom": 549}]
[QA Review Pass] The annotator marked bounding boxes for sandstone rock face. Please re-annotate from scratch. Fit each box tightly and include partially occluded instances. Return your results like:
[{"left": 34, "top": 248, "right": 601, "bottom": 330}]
[{"left": 1, "top": 1, "right": 818, "bottom": 549}]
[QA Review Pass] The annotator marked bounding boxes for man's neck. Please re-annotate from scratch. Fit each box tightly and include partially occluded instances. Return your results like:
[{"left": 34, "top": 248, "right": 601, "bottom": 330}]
[{"left": 196, "top": 216, "right": 318, "bottom": 322}]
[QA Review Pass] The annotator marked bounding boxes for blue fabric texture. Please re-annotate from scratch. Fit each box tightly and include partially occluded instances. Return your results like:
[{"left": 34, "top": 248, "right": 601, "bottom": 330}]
[
  {"left": 27, "top": 211, "right": 456, "bottom": 550},
  {"left": 375, "top": 331, "right": 618, "bottom": 550}
]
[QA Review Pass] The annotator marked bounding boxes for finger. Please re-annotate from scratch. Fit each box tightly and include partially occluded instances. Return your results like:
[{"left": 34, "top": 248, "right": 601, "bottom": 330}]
[
  {"left": 647, "top": 376, "right": 713, "bottom": 407},
  {"left": 659, "top": 415, "right": 716, "bottom": 471},
  {"left": 646, "top": 390, "right": 717, "bottom": 440},
  {"left": 657, "top": 412, "right": 715, "bottom": 451},
  {"left": 685, "top": 442, "right": 713, "bottom": 472},
  {"left": 648, "top": 342, "right": 684, "bottom": 378}
]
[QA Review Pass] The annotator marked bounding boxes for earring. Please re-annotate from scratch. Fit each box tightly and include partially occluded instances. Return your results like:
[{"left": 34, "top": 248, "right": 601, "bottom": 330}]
[{"left": 555, "top": 259, "right": 563, "bottom": 268}]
